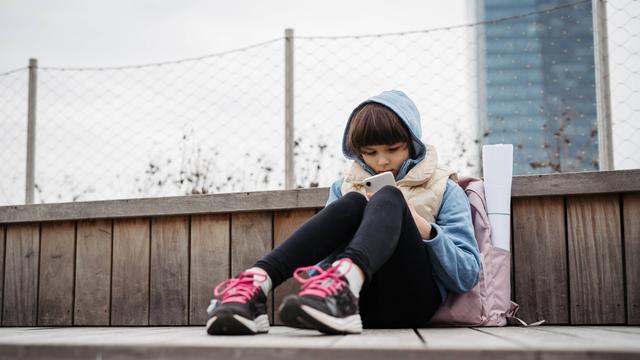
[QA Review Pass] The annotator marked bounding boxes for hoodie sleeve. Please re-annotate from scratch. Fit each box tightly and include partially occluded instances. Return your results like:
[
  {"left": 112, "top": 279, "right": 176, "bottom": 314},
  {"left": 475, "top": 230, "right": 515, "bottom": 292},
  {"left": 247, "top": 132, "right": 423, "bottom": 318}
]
[
  {"left": 325, "top": 177, "right": 344, "bottom": 206},
  {"left": 423, "top": 179, "right": 481, "bottom": 294}
]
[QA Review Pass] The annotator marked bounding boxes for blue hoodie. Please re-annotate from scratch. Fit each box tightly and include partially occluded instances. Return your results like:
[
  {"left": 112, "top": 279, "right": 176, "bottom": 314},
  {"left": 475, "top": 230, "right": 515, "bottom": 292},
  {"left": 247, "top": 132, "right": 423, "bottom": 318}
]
[{"left": 326, "top": 90, "right": 481, "bottom": 302}]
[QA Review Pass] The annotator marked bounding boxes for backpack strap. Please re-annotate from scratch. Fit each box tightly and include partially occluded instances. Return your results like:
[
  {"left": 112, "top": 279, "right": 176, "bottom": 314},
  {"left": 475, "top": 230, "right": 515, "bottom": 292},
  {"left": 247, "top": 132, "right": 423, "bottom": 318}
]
[
  {"left": 505, "top": 301, "right": 546, "bottom": 326},
  {"left": 506, "top": 316, "right": 546, "bottom": 327}
]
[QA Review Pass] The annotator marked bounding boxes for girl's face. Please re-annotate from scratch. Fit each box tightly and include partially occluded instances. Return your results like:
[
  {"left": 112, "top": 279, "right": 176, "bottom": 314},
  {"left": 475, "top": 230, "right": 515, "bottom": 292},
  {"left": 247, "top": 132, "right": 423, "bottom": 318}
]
[{"left": 360, "top": 142, "right": 410, "bottom": 176}]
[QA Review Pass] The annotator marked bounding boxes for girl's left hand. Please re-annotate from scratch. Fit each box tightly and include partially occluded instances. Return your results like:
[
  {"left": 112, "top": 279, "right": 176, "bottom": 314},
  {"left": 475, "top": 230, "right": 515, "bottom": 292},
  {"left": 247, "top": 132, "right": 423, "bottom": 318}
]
[
  {"left": 367, "top": 191, "right": 434, "bottom": 240},
  {"left": 406, "top": 201, "right": 434, "bottom": 240}
]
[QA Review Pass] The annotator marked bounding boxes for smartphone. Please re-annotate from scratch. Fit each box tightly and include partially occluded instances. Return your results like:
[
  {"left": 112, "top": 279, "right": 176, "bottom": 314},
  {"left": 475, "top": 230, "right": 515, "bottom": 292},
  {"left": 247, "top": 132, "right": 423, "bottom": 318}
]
[{"left": 363, "top": 171, "right": 396, "bottom": 194}]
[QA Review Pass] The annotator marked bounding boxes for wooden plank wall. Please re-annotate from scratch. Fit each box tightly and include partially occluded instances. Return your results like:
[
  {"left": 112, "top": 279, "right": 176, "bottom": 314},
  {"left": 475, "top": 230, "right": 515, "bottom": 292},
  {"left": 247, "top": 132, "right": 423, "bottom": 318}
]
[
  {"left": 3, "top": 224, "right": 39, "bottom": 326},
  {"left": 566, "top": 195, "right": 625, "bottom": 324},
  {"left": 513, "top": 193, "right": 635, "bottom": 325},
  {"left": 150, "top": 216, "right": 189, "bottom": 325},
  {"left": 111, "top": 218, "right": 150, "bottom": 325},
  {"left": 0, "top": 225, "right": 5, "bottom": 325},
  {"left": 512, "top": 197, "right": 569, "bottom": 324},
  {"left": 0, "top": 213, "right": 275, "bottom": 327},
  {"left": 38, "top": 221, "right": 75, "bottom": 325},
  {"left": 75, "top": 220, "right": 111, "bottom": 325},
  {"left": 189, "top": 214, "right": 229, "bottom": 325},
  {"left": 623, "top": 193, "right": 640, "bottom": 325},
  {"left": 273, "top": 209, "right": 316, "bottom": 324},
  {"left": 0, "top": 192, "right": 638, "bottom": 326}
]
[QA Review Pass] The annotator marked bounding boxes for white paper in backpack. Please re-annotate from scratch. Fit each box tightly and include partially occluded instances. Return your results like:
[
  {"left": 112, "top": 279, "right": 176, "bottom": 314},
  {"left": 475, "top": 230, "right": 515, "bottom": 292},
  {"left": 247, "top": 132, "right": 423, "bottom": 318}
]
[{"left": 482, "top": 144, "right": 513, "bottom": 251}]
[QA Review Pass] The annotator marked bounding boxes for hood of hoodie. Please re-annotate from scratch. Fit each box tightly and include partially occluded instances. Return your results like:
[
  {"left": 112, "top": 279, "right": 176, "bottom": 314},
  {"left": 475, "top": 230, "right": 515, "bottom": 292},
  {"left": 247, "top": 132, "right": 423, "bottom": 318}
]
[{"left": 341, "top": 90, "right": 427, "bottom": 180}]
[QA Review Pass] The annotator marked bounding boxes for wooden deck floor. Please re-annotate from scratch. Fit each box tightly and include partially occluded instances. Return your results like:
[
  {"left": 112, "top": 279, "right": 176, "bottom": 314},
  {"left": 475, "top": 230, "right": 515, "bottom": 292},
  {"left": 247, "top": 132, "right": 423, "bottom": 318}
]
[{"left": 0, "top": 326, "right": 639, "bottom": 359}]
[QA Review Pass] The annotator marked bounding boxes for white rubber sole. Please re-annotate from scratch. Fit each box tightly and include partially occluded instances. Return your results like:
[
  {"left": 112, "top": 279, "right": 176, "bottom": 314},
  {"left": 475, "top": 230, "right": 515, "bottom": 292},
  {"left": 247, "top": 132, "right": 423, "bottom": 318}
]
[
  {"left": 301, "top": 305, "right": 362, "bottom": 334},
  {"left": 235, "top": 314, "right": 270, "bottom": 333},
  {"left": 206, "top": 313, "right": 269, "bottom": 335}
]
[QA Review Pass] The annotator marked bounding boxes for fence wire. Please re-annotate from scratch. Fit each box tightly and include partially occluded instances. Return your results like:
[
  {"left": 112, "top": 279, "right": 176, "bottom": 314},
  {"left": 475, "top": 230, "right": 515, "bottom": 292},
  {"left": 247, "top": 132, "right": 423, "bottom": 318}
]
[
  {"left": 2, "top": 40, "right": 284, "bottom": 204},
  {"left": 0, "top": 68, "right": 28, "bottom": 205},
  {"left": 607, "top": 0, "right": 640, "bottom": 169},
  {"left": 294, "top": 24, "right": 480, "bottom": 188},
  {"left": 0, "top": 0, "right": 638, "bottom": 205}
]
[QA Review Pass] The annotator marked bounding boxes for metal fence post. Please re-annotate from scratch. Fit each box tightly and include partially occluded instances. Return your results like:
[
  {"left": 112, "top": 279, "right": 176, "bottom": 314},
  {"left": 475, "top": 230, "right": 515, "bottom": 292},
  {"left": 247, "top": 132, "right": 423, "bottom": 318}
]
[
  {"left": 285, "top": 28, "right": 295, "bottom": 189},
  {"left": 474, "top": 1, "right": 487, "bottom": 174},
  {"left": 25, "top": 58, "right": 38, "bottom": 204},
  {"left": 593, "top": 0, "right": 614, "bottom": 170}
]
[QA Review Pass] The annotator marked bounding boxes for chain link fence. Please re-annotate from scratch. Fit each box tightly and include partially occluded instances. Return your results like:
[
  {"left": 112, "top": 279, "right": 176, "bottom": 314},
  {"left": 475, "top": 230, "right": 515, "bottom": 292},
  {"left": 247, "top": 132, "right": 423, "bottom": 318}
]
[
  {"left": 607, "top": 0, "right": 640, "bottom": 170},
  {"left": 0, "top": 68, "right": 28, "bottom": 205},
  {"left": 1, "top": 0, "right": 638, "bottom": 205},
  {"left": 294, "top": 23, "right": 480, "bottom": 188},
  {"left": 2, "top": 40, "right": 285, "bottom": 205}
]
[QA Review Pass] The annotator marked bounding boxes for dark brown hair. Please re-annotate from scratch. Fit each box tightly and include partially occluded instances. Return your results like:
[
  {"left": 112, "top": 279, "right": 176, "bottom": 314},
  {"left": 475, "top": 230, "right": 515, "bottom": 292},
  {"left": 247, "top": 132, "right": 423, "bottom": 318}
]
[{"left": 346, "top": 103, "right": 413, "bottom": 156}]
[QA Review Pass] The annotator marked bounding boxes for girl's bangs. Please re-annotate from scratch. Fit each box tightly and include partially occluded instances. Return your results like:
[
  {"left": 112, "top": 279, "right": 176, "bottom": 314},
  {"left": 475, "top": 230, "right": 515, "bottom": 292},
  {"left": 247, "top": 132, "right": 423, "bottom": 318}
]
[{"left": 348, "top": 103, "right": 412, "bottom": 151}]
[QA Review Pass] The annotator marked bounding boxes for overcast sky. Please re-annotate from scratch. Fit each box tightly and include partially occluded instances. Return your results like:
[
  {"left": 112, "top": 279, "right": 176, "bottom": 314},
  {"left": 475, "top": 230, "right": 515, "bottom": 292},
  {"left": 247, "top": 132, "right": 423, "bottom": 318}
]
[
  {"left": 1, "top": 1, "right": 637, "bottom": 205},
  {"left": 1, "top": 0, "right": 468, "bottom": 70},
  {"left": 1, "top": 0, "right": 475, "bottom": 205}
]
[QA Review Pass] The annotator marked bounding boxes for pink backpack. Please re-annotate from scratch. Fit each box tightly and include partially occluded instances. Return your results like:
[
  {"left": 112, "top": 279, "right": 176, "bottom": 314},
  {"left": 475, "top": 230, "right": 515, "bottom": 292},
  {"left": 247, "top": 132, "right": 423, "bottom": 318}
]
[{"left": 428, "top": 175, "right": 531, "bottom": 327}]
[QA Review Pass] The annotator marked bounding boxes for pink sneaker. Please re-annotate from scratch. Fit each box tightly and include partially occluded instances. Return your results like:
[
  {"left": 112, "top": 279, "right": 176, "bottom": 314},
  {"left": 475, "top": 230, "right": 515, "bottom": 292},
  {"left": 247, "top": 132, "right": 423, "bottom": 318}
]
[
  {"left": 205, "top": 271, "right": 269, "bottom": 335},
  {"left": 278, "top": 259, "right": 362, "bottom": 334}
]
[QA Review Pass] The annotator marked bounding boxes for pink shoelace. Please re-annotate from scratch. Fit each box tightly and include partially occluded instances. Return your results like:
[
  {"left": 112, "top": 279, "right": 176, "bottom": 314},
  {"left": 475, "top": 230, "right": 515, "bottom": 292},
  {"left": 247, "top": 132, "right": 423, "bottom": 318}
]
[
  {"left": 214, "top": 272, "right": 266, "bottom": 304},
  {"left": 293, "top": 258, "right": 352, "bottom": 298}
]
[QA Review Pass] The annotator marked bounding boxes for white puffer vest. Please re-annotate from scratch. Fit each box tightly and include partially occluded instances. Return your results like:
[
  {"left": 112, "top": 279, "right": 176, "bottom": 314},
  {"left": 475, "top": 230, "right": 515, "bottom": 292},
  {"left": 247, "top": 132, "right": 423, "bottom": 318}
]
[{"left": 341, "top": 145, "right": 457, "bottom": 223}]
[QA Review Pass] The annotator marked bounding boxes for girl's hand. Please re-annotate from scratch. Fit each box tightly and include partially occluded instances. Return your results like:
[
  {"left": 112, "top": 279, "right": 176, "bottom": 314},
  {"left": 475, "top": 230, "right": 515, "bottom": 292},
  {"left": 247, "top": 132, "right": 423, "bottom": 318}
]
[
  {"left": 406, "top": 201, "right": 434, "bottom": 240},
  {"left": 367, "top": 191, "right": 434, "bottom": 239}
]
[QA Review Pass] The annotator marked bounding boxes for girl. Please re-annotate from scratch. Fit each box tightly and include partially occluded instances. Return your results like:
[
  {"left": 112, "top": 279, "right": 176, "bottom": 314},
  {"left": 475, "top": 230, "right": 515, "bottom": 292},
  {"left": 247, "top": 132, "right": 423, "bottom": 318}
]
[{"left": 206, "top": 90, "right": 481, "bottom": 335}]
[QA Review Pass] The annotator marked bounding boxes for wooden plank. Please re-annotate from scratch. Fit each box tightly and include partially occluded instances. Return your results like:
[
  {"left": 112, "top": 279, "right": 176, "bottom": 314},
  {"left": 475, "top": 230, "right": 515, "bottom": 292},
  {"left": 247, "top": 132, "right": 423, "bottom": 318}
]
[
  {"left": 149, "top": 216, "right": 189, "bottom": 325},
  {"left": 111, "top": 218, "right": 150, "bottom": 326},
  {"left": 567, "top": 194, "right": 625, "bottom": 324},
  {"left": 2, "top": 327, "right": 640, "bottom": 359},
  {"left": 331, "top": 329, "right": 423, "bottom": 349},
  {"left": 230, "top": 212, "right": 273, "bottom": 275},
  {"left": 481, "top": 326, "right": 640, "bottom": 351},
  {"left": 512, "top": 197, "right": 568, "bottom": 324},
  {"left": 273, "top": 209, "right": 315, "bottom": 325},
  {"left": 418, "top": 328, "right": 523, "bottom": 350},
  {"left": 586, "top": 326, "right": 640, "bottom": 335},
  {"left": 74, "top": 219, "right": 112, "bottom": 325},
  {"left": 623, "top": 192, "right": 640, "bottom": 324},
  {"left": 38, "top": 221, "right": 75, "bottom": 326},
  {"left": 169, "top": 326, "right": 298, "bottom": 343},
  {"left": 231, "top": 212, "right": 273, "bottom": 323},
  {"left": 0, "top": 188, "right": 328, "bottom": 224},
  {"left": 2, "top": 169, "right": 638, "bottom": 225},
  {"left": 542, "top": 326, "right": 640, "bottom": 345},
  {"left": 189, "top": 214, "right": 230, "bottom": 325},
  {"left": 0, "top": 225, "right": 4, "bottom": 325},
  {"left": 0, "top": 326, "right": 340, "bottom": 348},
  {"left": 2, "top": 326, "right": 640, "bottom": 348},
  {"left": 169, "top": 326, "right": 340, "bottom": 348},
  {"left": 511, "top": 169, "right": 640, "bottom": 197},
  {"left": 531, "top": 326, "right": 640, "bottom": 349},
  {"left": 0, "top": 327, "right": 175, "bottom": 344},
  {"left": 0, "top": 346, "right": 531, "bottom": 360},
  {"left": 2, "top": 223, "right": 39, "bottom": 326}
]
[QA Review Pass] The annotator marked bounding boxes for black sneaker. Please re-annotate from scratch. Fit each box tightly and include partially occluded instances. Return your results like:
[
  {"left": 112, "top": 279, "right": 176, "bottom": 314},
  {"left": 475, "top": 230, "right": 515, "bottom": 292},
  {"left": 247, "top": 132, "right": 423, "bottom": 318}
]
[
  {"left": 205, "top": 271, "right": 269, "bottom": 335},
  {"left": 278, "top": 259, "right": 362, "bottom": 334}
]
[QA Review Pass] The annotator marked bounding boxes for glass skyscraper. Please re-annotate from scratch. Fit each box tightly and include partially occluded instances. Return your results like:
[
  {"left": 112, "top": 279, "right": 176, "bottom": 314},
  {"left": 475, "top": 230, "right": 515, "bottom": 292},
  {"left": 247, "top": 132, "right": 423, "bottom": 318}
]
[{"left": 479, "top": 0, "right": 599, "bottom": 174}]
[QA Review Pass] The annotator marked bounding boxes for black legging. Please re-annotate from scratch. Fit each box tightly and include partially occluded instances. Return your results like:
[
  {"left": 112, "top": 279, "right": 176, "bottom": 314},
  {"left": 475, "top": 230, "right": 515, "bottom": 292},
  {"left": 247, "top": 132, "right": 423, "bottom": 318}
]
[{"left": 254, "top": 185, "right": 442, "bottom": 328}]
